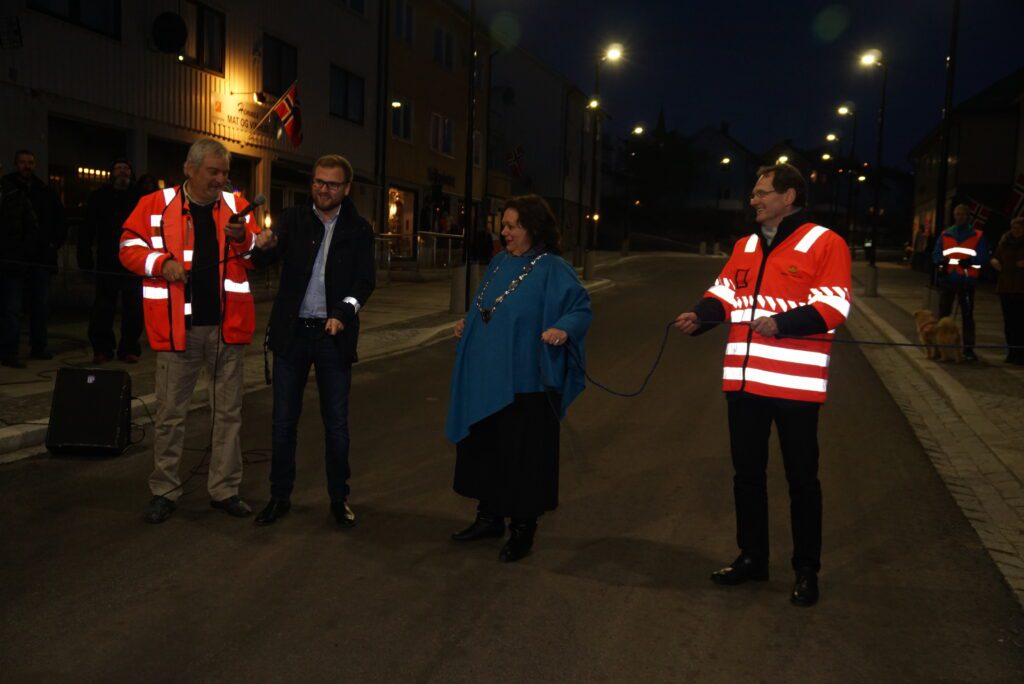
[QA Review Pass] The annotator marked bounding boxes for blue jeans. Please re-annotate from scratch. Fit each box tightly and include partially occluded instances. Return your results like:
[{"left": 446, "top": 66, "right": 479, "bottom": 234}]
[
  {"left": 0, "top": 267, "right": 50, "bottom": 359},
  {"left": 270, "top": 322, "right": 353, "bottom": 501}
]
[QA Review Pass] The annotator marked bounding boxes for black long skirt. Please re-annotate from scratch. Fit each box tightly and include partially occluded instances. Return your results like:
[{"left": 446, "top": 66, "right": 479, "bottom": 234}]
[{"left": 453, "top": 392, "right": 561, "bottom": 518}]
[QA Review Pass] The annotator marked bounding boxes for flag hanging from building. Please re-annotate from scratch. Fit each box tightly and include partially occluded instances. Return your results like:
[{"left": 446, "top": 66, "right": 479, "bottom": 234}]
[
  {"left": 1006, "top": 173, "right": 1024, "bottom": 219},
  {"left": 505, "top": 145, "right": 524, "bottom": 177},
  {"left": 271, "top": 81, "right": 303, "bottom": 147},
  {"left": 967, "top": 199, "right": 993, "bottom": 230}
]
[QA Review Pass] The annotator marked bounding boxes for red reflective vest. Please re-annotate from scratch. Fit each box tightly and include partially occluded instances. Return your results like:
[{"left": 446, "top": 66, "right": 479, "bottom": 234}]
[
  {"left": 941, "top": 229, "right": 982, "bottom": 279},
  {"left": 119, "top": 187, "right": 260, "bottom": 351},
  {"left": 705, "top": 222, "right": 852, "bottom": 403}
]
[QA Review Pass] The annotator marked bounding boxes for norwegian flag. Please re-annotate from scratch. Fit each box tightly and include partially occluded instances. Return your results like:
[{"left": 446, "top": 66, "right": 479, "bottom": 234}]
[
  {"left": 1007, "top": 173, "right": 1024, "bottom": 219},
  {"left": 272, "top": 81, "right": 303, "bottom": 147},
  {"left": 505, "top": 145, "right": 524, "bottom": 177},
  {"left": 966, "top": 199, "right": 992, "bottom": 230}
]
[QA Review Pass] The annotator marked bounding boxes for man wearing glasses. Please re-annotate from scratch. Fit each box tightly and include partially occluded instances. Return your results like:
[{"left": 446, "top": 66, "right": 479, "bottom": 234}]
[
  {"left": 674, "top": 163, "right": 852, "bottom": 607},
  {"left": 251, "top": 154, "right": 376, "bottom": 527}
]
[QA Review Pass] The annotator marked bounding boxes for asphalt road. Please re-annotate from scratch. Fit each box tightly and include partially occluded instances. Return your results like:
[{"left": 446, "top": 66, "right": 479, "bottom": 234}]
[{"left": 1, "top": 256, "right": 1021, "bottom": 683}]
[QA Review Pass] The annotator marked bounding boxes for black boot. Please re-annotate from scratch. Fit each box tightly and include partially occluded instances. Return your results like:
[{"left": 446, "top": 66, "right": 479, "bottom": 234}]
[
  {"left": 499, "top": 518, "right": 536, "bottom": 562},
  {"left": 452, "top": 511, "right": 505, "bottom": 542}
]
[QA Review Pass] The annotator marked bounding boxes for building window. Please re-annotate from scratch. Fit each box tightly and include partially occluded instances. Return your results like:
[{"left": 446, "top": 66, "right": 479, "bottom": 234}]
[
  {"left": 263, "top": 34, "right": 298, "bottom": 97},
  {"left": 391, "top": 99, "right": 413, "bottom": 141},
  {"left": 430, "top": 113, "right": 453, "bottom": 156},
  {"left": 432, "top": 26, "right": 454, "bottom": 70},
  {"left": 28, "top": 0, "right": 121, "bottom": 39},
  {"left": 330, "top": 65, "right": 365, "bottom": 124},
  {"left": 394, "top": 0, "right": 414, "bottom": 43},
  {"left": 180, "top": 1, "right": 224, "bottom": 73},
  {"left": 473, "top": 131, "right": 482, "bottom": 167}
]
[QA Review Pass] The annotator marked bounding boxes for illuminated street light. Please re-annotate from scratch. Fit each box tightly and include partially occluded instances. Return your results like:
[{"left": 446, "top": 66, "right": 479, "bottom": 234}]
[
  {"left": 860, "top": 49, "right": 881, "bottom": 67},
  {"left": 605, "top": 44, "right": 624, "bottom": 62},
  {"left": 632, "top": 125, "right": 644, "bottom": 135},
  {"left": 777, "top": 155, "right": 789, "bottom": 164},
  {"left": 826, "top": 133, "right": 838, "bottom": 142},
  {"left": 838, "top": 105, "right": 852, "bottom": 116},
  {"left": 721, "top": 157, "right": 731, "bottom": 165},
  {"left": 391, "top": 100, "right": 403, "bottom": 109},
  {"left": 857, "top": 175, "right": 867, "bottom": 182},
  {"left": 588, "top": 98, "right": 599, "bottom": 109},
  {"left": 821, "top": 153, "right": 832, "bottom": 161}
]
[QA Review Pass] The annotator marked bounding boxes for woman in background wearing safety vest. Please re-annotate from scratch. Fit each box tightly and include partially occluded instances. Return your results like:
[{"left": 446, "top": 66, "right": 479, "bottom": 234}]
[{"left": 931, "top": 203, "right": 991, "bottom": 362}]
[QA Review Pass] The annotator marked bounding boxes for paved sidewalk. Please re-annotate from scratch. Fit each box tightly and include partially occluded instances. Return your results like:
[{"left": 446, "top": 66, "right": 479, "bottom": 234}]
[
  {"left": 848, "top": 261, "right": 1024, "bottom": 606},
  {"left": 0, "top": 267, "right": 613, "bottom": 462}
]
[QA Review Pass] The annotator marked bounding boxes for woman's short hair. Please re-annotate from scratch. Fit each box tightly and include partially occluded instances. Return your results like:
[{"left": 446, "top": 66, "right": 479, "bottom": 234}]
[
  {"left": 503, "top": 194, "right": 561, "bottom": 255},
  {"left": 756, "top": 162, "right": 807, "bottom": 208}
]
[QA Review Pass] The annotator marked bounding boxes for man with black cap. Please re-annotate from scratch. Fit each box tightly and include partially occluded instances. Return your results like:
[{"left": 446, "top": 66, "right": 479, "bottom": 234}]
[{"left": 79, "top": 158, "right": 144, "bottom": 363}]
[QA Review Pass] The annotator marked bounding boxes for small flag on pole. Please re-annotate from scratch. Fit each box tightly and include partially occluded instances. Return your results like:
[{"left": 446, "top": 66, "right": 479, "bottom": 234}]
[{"left": 271, "top": 81, "right": 303, "bottom": 147}]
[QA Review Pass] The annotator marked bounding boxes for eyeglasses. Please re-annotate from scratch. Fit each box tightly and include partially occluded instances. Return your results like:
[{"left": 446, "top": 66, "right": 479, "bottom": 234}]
[
  {"left": 749, "top": 190, "right": 780, "bottom": 200},
  {"left": 312, "top": 178, "right": 348, "bottom": 191}
]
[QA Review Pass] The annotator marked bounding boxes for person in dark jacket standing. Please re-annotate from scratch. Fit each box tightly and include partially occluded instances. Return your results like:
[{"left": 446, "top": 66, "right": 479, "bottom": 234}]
[
  {"left": 932, "top": 204, "right": 990, "bottom": 361},
  {"left": 0, "top": 150, "right": 67, "bottom": 367},
  {"left": 991, "top": 217, "right": 1024, "bottom": 364},
  {"left": 251, "top": 154, "right": 376, "bottom": 528},
  {"left": 78, "top": 158, "right": 144, "bottom": 363}
]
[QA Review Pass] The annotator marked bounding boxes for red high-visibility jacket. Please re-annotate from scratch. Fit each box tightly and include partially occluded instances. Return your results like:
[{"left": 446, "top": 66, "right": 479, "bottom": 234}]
[
  {"left": 704, "top": 222, "right": 852, "bottom": 403},
  {"left": 119, "top": 186, "right": 259, "bottom": 351},
  {"left": 940, "top": 229, "right": 983, "bottom": 280}
]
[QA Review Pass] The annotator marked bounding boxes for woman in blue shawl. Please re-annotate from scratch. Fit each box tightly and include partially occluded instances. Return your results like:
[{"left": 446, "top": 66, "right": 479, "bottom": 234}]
[{"left": 446, "top": 195, "right": 592, "bottom": 562}]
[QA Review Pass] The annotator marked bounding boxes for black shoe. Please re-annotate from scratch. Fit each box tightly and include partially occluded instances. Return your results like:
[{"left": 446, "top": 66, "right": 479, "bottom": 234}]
[
  {"left": 144, "top": 495, "right": 176, "bottom": 524},
  {"left": 331, "top": 500, "right": 356, "bottom": 528},
  {"left": 254, "top": 499, "right": 291, "bottom": 526},
  {"left": 451, "top": 513, "right": 506, "bottom": 542},
  {"left": 1, "top": 357, "right": 26, "bottom": 369},
  {"left": 710, "top": 554, "right": 769, "bottom": 585},
  {"left": 964, "top": 350, "right": 978, "bottom": 362},
  {"left": 30, "top": 349, "right": 53, "bottom": 360},
  {"left": 790, "top": 569, "right": 819, "bottom": 607},
  {"left": 210, "top": 495, "right": 252, "bottom": 517},
  {"left": 498, "top": 519, "right": 536, "bottom": 562}
]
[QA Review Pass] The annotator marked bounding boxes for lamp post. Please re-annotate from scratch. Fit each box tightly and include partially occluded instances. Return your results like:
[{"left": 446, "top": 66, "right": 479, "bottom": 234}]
[
  {"left": 622, "top": 123, "right": 644, "bottom": 256},
  {"left": 860, "top": 48, "right": 887, "bottom": 297},
  {"left": 583, "top": 42, "right": 623, "bottom": 281},
  {"left": 837, "top": 103, "right": 858, "bottom": 249}
]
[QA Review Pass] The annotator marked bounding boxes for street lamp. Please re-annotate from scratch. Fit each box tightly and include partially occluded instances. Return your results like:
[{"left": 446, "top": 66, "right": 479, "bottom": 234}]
[
  {"left": 837, "top": 102, "right": 858, "bottom": 247},
  {"left": 720, "top": 157, "right": 731, "bottom": 165},
  {"left": 821, "top": 153, "right": 832, "bottom": 161},
  {"left": 825, "top": 133, "right": 838, "bottom": 142},
  {"left": 776, "top": 155, "right": 789, "bottom": 164},
  {"left": 583, "top": 42, "right": 624, "bottom": 279},
  {"left": 632, "top": 125, "right": 644, "bottom": 136},
  {"left": 860, "top": 48, "right": 888, "bottom": 296}
]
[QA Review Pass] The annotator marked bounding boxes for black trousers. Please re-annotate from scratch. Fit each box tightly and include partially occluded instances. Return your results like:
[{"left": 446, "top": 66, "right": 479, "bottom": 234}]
[
  {"left": 999, "top": 294, "right": 1024, "bottom": 362},
  {"left": 88, "top": 274, "right": 143, "bottom": 358},
  {"left": 938, "top": 284, "right": 976, "bottom": 351},
  {"left": 726, "top": 392, "right": 822, "bottom": 572}
]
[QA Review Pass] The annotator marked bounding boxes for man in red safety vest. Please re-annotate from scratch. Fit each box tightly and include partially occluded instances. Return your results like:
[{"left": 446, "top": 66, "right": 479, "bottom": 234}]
[
  {"left": 931, "top": 203, "right": 991, "bottom": 361},
  {"left": 675, "top": 163, "right": 852, "bottom": 608},
  {"left": 120, "top": 138, "right": 261, "bottom": 525}
]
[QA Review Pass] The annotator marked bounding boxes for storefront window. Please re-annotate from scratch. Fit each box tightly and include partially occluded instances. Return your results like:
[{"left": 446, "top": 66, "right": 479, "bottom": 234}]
[{"left": 387, "top": 187, "right": 416, "bottom": 258}]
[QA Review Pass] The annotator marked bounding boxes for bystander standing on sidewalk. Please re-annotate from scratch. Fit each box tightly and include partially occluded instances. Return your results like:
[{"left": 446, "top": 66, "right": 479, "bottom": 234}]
[
  {"left": 78, "top": 158, "right": 144, "bottom": 364},
  {"left": 0, "top": 150, "right": 67, "bottom": 367},
  {"left": 990, "top": 217, "right": 1024, "bottom": 365},
  {"left": 932, "top": 203, "right": 990, "bottom": 361}
]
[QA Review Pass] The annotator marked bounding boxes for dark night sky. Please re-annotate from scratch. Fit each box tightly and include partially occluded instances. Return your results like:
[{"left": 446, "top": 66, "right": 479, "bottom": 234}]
[{"left": 474, "top": 0, "right": 1024, "bottom": 170}]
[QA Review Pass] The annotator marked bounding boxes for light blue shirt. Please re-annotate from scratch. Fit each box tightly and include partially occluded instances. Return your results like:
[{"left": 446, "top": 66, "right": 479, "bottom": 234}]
[{"left": 298, "top": 205, "right": 340, "bottom": 318}]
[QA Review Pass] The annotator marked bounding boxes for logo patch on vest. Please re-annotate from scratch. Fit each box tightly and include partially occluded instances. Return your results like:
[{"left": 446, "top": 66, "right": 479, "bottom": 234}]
[{"left": 734, "top": 269, "right": 750, "bottom": 288}]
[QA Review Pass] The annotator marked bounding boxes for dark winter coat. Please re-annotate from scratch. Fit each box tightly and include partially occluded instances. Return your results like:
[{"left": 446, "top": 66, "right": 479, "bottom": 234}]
[
  {"left": 79, "top": 183, "right": 141, "bottom": 273},
  {"left": 1, "top": 172, "right": 67, "bottom": 272},
  {"left": 253, "top": 197, "right": 376, "bottom": 364}
]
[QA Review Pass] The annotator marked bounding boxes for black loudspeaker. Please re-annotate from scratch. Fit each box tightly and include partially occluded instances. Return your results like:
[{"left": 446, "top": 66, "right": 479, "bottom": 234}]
[{"left": 45, "top": 369, "right": 132, "bottom": 456}]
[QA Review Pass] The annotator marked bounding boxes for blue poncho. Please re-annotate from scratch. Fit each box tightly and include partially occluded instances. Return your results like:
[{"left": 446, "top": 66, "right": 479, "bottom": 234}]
[{"left": 445, "top": 250, "right": 592, "bottom": 443}]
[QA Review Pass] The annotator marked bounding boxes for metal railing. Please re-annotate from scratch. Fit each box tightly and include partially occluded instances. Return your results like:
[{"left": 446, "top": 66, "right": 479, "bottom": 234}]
[{"left": 417, "top": 230, "right": 464, "bottom": 269}]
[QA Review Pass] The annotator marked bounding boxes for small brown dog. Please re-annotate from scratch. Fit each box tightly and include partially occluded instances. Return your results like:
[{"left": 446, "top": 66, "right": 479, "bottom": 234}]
[
  {"left": 913, "top": 310, "right": 963, "bottom": 362},
  {"left": 934, "top": 316, "right": 963, "bottom": 362},
  {"left": 914, "top": 310, "right": 940, "bottom": 359}
]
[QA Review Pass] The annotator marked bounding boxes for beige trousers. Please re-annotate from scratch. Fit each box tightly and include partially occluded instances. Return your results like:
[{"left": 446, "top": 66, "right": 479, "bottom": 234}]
[{"left": 150, "top": 325, "right": 245, "bottom": 501}]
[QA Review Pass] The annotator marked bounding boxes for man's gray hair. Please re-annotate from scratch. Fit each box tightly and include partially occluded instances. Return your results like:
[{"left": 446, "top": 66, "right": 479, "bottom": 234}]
[{"left": 185, "top": 138, "right": 230, "bottom": 169}]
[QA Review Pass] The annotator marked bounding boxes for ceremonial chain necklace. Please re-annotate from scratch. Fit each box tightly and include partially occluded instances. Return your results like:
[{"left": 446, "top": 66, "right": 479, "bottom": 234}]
[{"left": 475, "top": 252, "right": 548, "bottom": 323}]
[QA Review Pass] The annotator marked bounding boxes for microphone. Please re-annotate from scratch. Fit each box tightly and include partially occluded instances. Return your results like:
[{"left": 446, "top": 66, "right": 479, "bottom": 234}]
[{"left": 231, "top": 193, "right": 266, "bottom": 222}]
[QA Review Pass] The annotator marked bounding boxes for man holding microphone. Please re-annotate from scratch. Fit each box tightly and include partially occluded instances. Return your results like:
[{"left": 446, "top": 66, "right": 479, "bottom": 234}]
[{"left": 120, "top": 138, "right": 261, "bottom": 524}]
